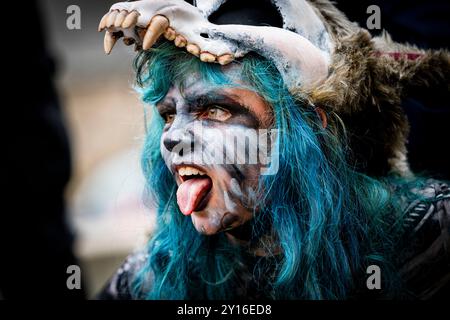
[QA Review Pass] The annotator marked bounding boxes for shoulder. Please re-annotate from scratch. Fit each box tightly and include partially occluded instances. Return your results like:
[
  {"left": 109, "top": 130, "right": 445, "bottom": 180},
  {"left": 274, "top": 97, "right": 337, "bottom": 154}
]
[
  {"left": 397, "top": 180, "right": 450, "bottom": 299},
  {"left": 96, "top": 250, "right": 151, "bottom": 300}
]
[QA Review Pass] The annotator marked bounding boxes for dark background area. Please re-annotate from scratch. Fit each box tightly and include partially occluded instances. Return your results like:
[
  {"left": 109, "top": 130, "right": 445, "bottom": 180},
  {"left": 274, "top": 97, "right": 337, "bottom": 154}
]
[
  {"left": 2, "top": 0, "right": 149, "bottom": 299},
  {"left": 335, "top": 0, "right": 450, "bottom": 180}
]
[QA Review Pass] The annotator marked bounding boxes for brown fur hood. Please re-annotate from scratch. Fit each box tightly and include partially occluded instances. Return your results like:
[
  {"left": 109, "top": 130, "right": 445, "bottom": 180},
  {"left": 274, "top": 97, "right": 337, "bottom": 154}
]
[{"left": 303, "top": 0, "right": 450, "bottom": 176}]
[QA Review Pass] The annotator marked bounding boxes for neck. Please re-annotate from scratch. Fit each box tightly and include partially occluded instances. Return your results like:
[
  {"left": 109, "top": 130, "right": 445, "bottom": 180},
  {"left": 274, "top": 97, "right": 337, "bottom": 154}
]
[{"left": 225, "top": 219, "right": 281, "bottom": 256}]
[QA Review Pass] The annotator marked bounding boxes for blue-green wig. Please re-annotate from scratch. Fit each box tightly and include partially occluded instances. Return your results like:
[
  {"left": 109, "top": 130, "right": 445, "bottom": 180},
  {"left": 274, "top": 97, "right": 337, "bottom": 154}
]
[{"left": 130, "top": 42, "right": 419, "bottom": 300}]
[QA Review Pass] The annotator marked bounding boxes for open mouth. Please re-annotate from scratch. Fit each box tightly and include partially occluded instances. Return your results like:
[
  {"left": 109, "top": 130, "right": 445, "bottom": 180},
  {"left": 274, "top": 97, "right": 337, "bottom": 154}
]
[{"left": 176, "top": 165, "right": 213, "bottom": 215}]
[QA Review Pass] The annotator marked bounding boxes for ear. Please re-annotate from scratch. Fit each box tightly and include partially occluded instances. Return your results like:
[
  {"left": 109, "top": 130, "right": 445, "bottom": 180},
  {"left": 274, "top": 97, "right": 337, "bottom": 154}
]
[{"left": 315, "top": 106, "right": 328, "bottom": 129}]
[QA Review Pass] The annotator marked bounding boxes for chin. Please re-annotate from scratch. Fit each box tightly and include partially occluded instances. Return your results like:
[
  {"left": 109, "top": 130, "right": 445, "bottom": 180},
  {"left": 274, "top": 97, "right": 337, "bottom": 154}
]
[
  {"left": 171, "top": 163, "right": 254, "bottom": 235},
  {"left": 190, "top": 211, "right": 223, "bottom": 235},
  {"left": 190, "top": 208, "right": 249, "bottom": 235}
]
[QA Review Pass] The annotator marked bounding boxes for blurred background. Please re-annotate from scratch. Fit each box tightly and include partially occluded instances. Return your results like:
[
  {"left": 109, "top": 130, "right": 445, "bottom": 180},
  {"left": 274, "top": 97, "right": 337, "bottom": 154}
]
[
  {"left": 2, "top": 0, "right": 154, "bottom": 299},
  {"left": 40, "top": 0, "right": 155, "bottom": 297},
  {"left": 41, "top": 0, "right": 154, "bottom": 297},
  {"left": 1, "top": 0, "right": 448, "bottom": 299}
]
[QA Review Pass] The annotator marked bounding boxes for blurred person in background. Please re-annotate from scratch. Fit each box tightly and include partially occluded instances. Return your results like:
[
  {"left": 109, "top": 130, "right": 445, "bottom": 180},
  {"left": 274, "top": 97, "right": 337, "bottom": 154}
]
[{"left": 1, "top": 0, "right": 85, "bottom": 299}]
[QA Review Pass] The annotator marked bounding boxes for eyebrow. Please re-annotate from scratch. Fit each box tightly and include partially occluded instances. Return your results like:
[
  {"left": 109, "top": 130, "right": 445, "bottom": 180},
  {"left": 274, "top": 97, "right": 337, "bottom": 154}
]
[
  {"left": 184, "top": 90, "right": 259, "bottom": 119},
  {"left": 156, "top": 96, "right": 177, "bottom": 114},
  {"left": 185, "top": 91, "right": 239, "bottom": 107}
]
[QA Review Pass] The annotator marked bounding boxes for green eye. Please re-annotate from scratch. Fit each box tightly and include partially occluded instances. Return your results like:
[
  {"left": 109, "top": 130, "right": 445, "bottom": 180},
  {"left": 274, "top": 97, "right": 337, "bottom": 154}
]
[
  {"left": 164, "top": 113, "right": 175, "bottom": 124},
  {"left": 205, "top": 106, "right": 231, "bottom": 121}
]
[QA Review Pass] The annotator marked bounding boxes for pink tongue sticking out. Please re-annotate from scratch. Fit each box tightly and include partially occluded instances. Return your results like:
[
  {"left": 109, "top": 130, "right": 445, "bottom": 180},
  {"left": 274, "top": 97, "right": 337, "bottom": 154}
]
[{"left": 176, "top": 177, "right": 212, "bottom": 215}]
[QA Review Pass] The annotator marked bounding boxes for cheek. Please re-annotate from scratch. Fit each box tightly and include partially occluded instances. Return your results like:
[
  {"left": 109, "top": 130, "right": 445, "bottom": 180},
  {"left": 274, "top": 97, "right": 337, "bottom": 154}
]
[
  {"left": 160, "top": 132, "right": 172, "bottom": 167},
  {"left": 200, "top": 125, "right": 261, "bottom": 183},
  {"left": 207, "top": 125, "right": 264, "bottom": 205}
]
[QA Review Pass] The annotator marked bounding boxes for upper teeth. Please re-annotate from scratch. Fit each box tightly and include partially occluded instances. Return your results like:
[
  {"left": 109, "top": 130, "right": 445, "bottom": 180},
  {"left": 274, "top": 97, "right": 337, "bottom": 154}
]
[{"left": 178, "top": 166, "right": 206, "bottom": 176}]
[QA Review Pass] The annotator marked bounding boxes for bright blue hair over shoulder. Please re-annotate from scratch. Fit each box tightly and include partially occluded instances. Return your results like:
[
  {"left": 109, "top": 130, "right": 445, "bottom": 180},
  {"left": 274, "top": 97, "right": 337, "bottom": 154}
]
[{"left": 131, "top": 42, "right": 420, "bottom": 300}]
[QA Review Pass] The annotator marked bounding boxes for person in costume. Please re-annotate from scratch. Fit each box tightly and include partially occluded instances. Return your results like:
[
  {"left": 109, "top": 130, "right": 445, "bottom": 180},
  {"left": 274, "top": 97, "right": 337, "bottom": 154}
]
[{"left": 97, "top": 0, "right": 449, "bottom": 299}]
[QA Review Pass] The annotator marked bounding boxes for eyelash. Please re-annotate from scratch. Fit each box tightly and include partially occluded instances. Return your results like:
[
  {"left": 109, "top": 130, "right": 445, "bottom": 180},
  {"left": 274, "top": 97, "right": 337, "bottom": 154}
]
[
  {"left": 160, "top": 105, "right": 232, "bottom": 124},
  {"left": 161, "top": 112, "right": 175, "bottom": 124}
]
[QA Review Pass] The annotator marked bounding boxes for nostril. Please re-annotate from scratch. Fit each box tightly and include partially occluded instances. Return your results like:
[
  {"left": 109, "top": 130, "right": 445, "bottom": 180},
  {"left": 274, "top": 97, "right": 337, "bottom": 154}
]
[
  {"left": 200, "top": 33, "right": 209, "bottom": 39},
  {"left": 163, "top": 138, "right": 181, "bottom": 152},
  {"left": 163, "top": 131, "right": 194, "bottom": 155}
]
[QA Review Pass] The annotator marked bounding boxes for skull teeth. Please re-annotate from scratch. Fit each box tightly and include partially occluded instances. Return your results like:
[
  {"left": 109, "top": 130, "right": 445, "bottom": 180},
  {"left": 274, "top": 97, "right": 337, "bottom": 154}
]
[
  {"left": 200, "top": 52, "right": 216, "bottom": 63},
  {"left": 164, "top": 27, "right": 176, "bottom": 41},
  {"left": 104, "top": 31, "right": 119, "bottom": 54},
  {"left": 143, "top": 15, "right": 170, "bottom": 50},
  {"left": 106, "top": 10, "right": 119, "bottom": 28},
  {"left": 122, "top": 11, "right": 139, "bottom": 29},
  {"left": 174, "top": 35, "right": 187, "bottom": 47},
  {"left": 114, "top": 10, "right": 128, "bottom": 28},
  {"left": 186, "top": 43, "right": 200, "bottom": 56},
  {"left": 217, "top": 54, "right": 234, "bottom": 65},
  {"left": 98, "top": 9, "right": 234, "bottom": 65},
  {"left": 98, "top": 13, "right": 109, "bottom": 32}
]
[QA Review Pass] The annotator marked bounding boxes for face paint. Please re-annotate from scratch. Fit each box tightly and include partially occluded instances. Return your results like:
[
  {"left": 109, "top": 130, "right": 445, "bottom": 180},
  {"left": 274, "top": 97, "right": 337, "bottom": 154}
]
[{"left": 157, "top": 66, "right": 273, "bottom": 235}]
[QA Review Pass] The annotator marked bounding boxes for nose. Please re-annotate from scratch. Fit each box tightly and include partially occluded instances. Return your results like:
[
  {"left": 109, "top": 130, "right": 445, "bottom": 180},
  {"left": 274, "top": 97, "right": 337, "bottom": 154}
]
[
  {"left": 163, "top": 137, "right": 181, "bottom": 152},
  {"left": 163, "top": 127, "right": 194, "bottom": 156}
]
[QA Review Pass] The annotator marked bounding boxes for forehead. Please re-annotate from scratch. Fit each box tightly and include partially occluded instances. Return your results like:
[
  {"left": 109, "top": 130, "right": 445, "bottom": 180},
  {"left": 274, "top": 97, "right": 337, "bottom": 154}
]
[
  {"left": 175, "top": 62, "right": 244, "bottom": 95},
  {"left": 160, "top": 62, "right": 244, "bottom": 103}
]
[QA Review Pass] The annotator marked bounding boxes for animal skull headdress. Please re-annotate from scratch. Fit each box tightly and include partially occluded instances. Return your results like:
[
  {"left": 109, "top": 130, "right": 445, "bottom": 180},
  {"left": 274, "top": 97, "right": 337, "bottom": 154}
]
[
  {"left": 98, "top": 0, "right": 340, "bottom": 91},
  {"left": 98, "top": 0, "right": 450, "bottom": 176}
]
